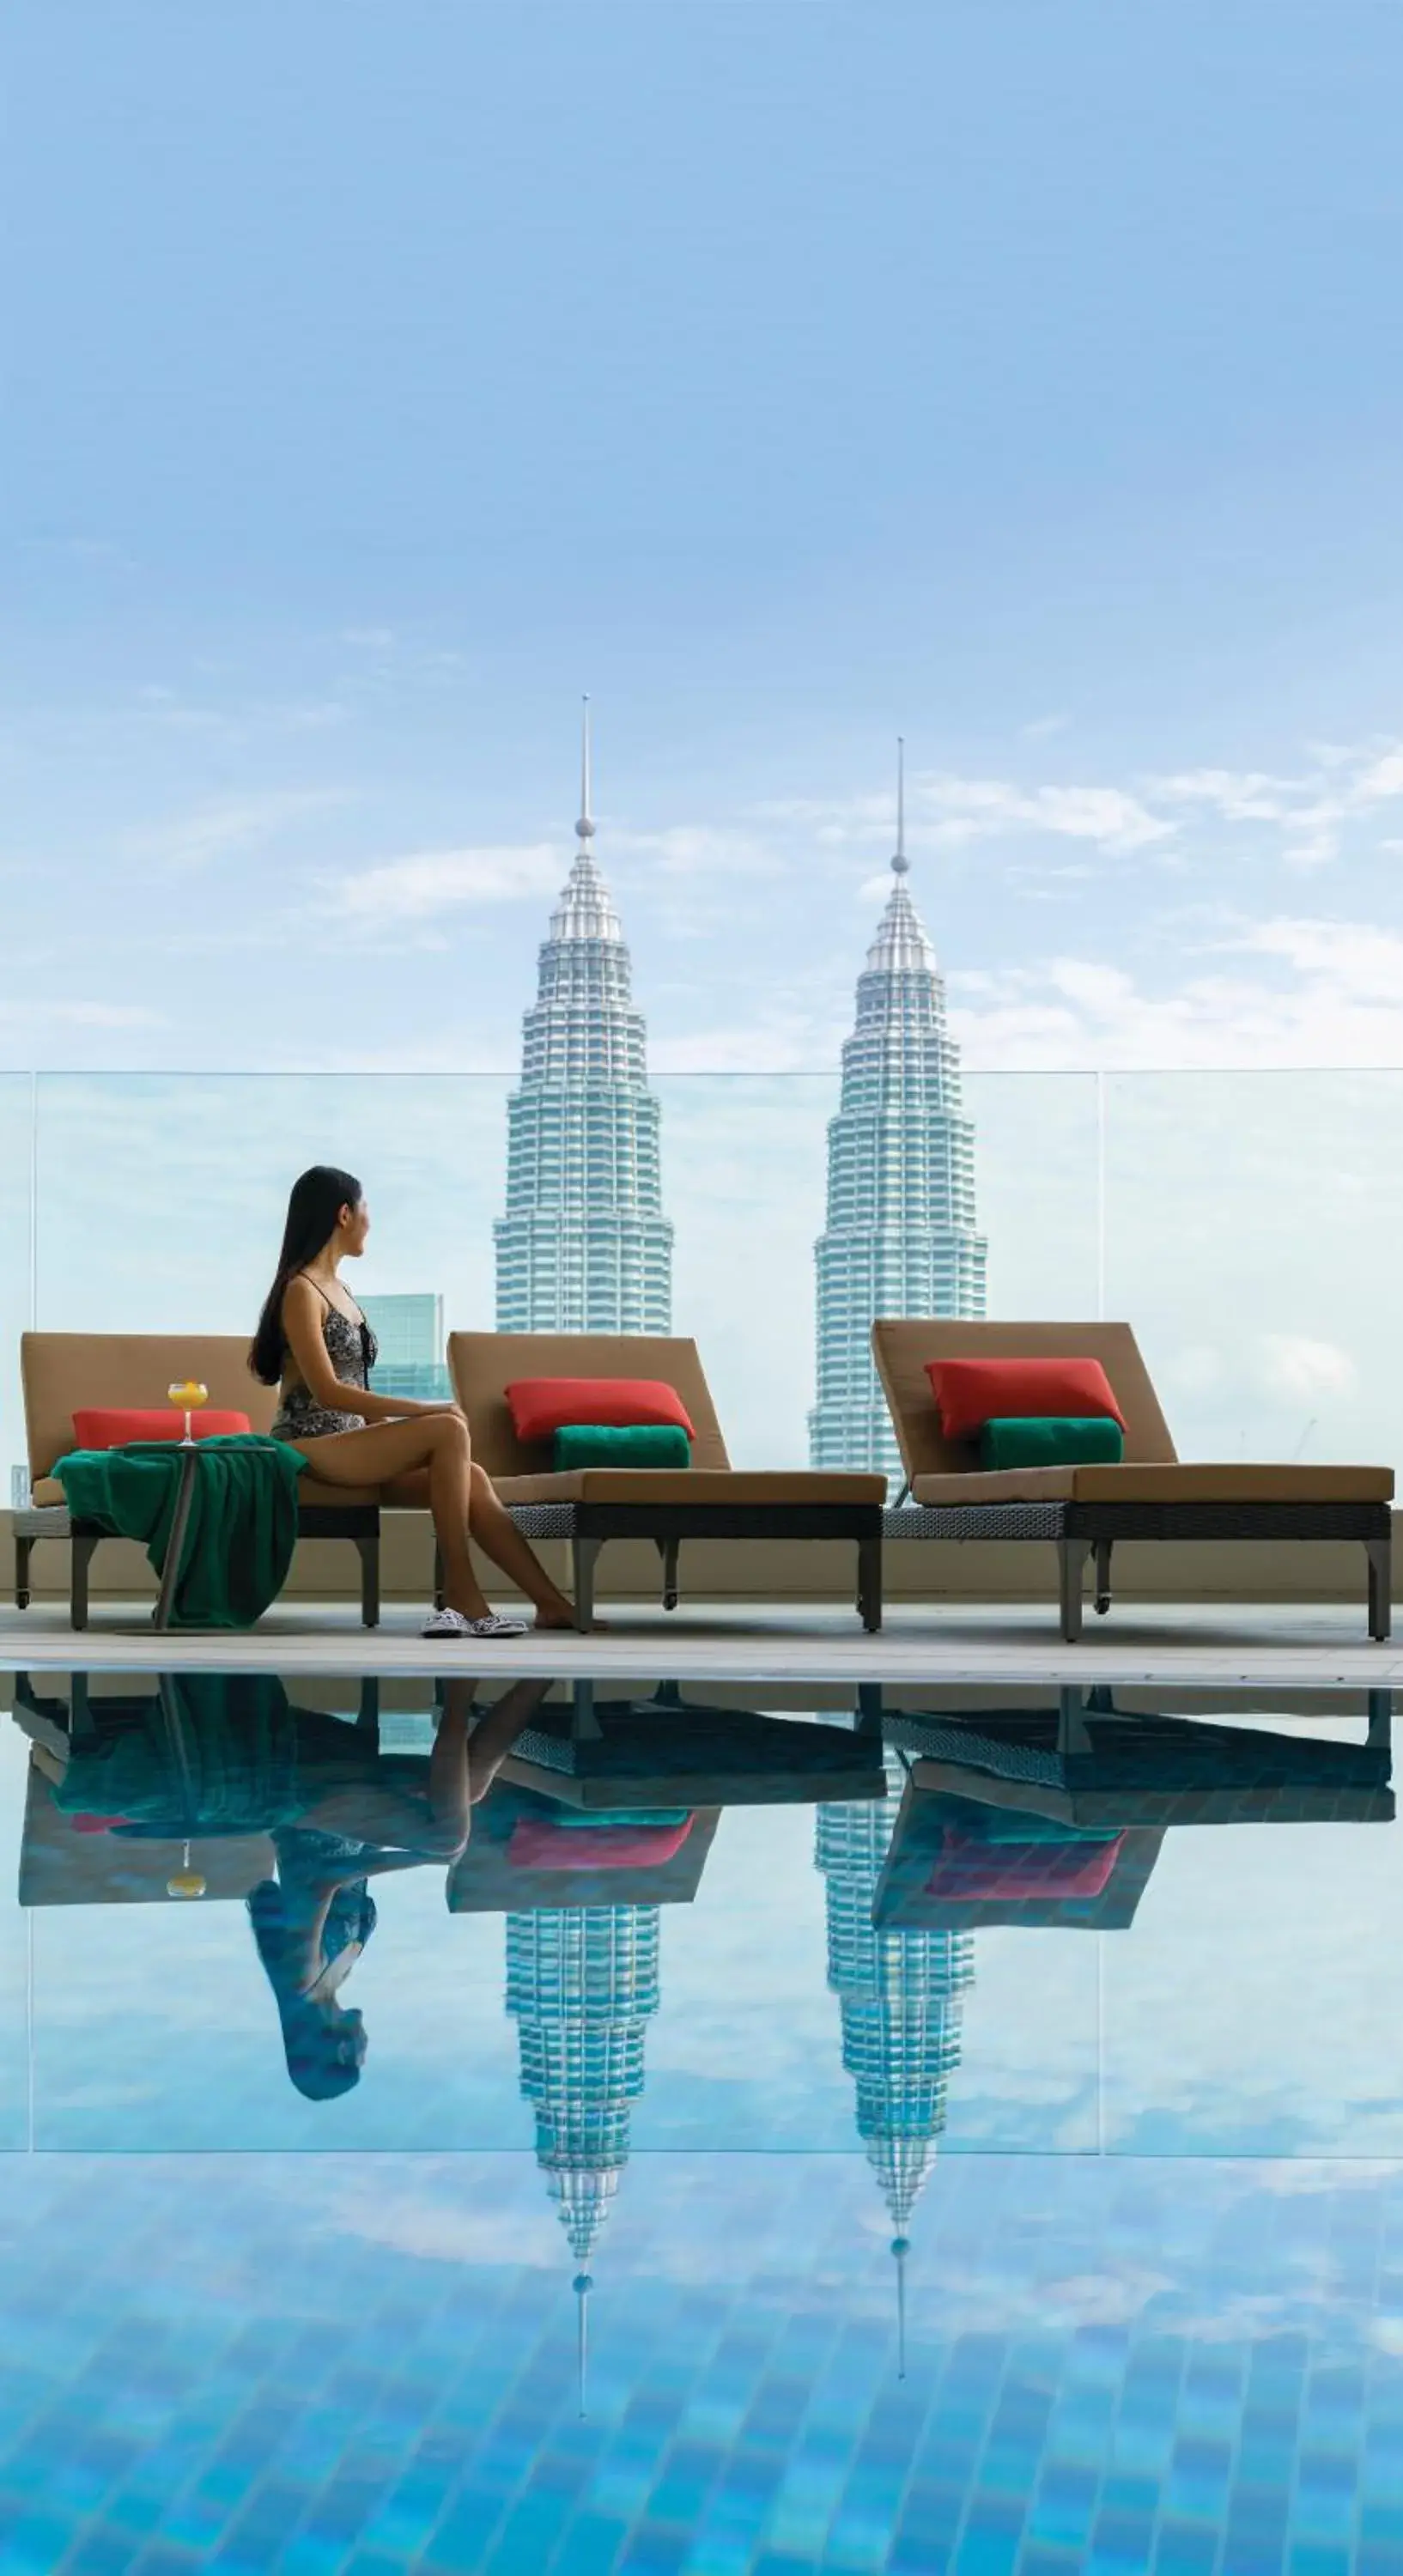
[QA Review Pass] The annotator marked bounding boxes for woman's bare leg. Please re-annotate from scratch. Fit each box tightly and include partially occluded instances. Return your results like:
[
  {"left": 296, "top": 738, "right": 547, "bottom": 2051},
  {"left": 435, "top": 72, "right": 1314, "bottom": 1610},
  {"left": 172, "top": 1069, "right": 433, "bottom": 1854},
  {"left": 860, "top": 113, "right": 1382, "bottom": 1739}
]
[
  {"left": 383, "top": 1467, "right": 578, "bottom": 1628},
  {"left": 465, "top": 1466, "right": 576, "bottom": 1629},
  {"left": 292, "top": 1417, "right": 493, "bottom": 1619}
]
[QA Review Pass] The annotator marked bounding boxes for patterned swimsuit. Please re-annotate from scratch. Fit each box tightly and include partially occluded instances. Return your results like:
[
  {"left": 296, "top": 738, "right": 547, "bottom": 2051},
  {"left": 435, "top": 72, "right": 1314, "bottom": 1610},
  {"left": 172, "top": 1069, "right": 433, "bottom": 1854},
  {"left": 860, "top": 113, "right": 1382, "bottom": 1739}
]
[{"left": 271, "top": 1286, "right": 380, "bottom": 1442}]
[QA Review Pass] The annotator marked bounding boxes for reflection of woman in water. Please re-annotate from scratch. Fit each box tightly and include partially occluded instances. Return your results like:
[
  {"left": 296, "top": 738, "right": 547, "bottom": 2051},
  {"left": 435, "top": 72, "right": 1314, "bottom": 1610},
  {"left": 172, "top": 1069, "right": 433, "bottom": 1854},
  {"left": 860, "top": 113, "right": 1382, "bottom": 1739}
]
[
  {"left": 19, "top": 1670, "right": 546, "bottom": 2104},
  {"left": 244, "top": 1677, "right": 549, "bottom": 2098}
]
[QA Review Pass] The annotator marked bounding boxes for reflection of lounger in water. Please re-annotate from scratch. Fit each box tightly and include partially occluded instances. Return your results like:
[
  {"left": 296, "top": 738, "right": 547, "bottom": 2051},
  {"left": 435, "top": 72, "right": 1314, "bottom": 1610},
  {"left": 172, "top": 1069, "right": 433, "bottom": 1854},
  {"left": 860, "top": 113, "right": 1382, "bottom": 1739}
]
[
  {"left": 21, "top": 1670, "right": 550, "bottom": 2099},
  {"left": 876, "top": 1783, "right": 1163, "bottom": 1933}
]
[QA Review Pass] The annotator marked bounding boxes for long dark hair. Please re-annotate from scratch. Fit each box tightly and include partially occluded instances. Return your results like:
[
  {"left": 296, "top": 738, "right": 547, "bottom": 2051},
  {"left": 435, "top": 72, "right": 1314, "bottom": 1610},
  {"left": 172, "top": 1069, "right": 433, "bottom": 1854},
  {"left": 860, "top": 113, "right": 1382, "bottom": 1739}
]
[{"left": 250, "top": 1165, "right": 362, "bottom": 1385}]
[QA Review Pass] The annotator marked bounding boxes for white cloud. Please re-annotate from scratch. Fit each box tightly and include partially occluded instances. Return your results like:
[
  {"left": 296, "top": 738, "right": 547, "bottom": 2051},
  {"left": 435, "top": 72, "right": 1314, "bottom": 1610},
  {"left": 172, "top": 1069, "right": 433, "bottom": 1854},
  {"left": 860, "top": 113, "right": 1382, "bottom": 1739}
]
[
  {"left": 759, "top": 731, "right": 1403, "bottom": 887},
  {"left": 926, "top": 776, "right": 1175, "bottom": 853},
  {"left": 1148, "top": 738, "right": 1403, "bottom": 871},
  {"left": 951, "top": 914, "right": 1403, "bottom": 1069},
  {"left": 47, "top": 1002, "right": 163, "bottom": 1029},
  {"left": 1258, "top": 1334, "right": 1357, "bottom": 1402},
  {"left": 758, "top": 772, "right": 1175, "bottom": 856},
  {"left": 608, "top": 823, "right": 785, "bottom": 880},
  {"left": 337, "top": 842, "right": 563, "bottom": 925},
  {"left": 125, "top": 789, "right": 348, "bottom": 871}
]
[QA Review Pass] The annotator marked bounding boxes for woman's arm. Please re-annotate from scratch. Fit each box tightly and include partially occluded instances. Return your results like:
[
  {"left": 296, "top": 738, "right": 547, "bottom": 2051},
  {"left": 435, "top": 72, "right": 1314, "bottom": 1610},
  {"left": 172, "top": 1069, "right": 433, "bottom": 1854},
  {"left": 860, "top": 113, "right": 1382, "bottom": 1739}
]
[{"left": 280, "top": 1279, "right": 462, "bottom": 1425}]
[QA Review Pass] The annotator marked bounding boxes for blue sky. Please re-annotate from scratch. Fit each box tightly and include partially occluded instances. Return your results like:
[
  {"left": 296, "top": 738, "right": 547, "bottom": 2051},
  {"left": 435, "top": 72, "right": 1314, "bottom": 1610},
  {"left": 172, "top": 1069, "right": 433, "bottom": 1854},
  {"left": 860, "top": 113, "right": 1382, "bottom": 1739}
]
[{"left": 7, "top": 0, "right": 1403, "bottom": 1079}]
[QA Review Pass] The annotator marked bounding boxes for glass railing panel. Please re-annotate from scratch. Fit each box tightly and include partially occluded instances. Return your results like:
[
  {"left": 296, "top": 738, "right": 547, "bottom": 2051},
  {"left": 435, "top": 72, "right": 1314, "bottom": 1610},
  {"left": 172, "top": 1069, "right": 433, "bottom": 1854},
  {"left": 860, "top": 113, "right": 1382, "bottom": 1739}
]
[
  {"left": 1103, "top": 1069, "right": 1403, "bottom": 1473},
  {"left": 33, "top": 1072, "right": 511, "bottom": 1346},
  {"left": 0, "top": 1074, "right": 33, "bottom": 1500},
  {"left": 963, "top": 1069, "right": 1103, "bottom": 1322},
  {"left": 28, "top": 1068, "right": 1106, "bottom": 1472},
  {"left": 657, "top": 1070, "right": 1102, "bottom": 1467}
]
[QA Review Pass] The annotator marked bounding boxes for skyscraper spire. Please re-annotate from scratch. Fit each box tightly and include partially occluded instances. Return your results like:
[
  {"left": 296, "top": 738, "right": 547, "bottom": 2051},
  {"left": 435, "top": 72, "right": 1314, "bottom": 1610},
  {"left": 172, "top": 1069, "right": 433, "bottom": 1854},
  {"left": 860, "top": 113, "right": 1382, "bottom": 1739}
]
[
  {"left": 495, "top": 705, "right": 674, "bottom": 1329},
  {"left": 810, "top": 745, "right": 987, "bottom": 1474},
  {"left": 577, "top": 694, "right": 594, "bottom": 848}
]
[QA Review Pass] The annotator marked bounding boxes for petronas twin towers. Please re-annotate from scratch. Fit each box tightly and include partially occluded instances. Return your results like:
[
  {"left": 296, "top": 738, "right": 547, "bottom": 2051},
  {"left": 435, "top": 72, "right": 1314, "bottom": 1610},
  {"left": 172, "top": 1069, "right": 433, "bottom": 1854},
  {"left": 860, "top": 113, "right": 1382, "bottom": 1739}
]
[{"left": 494, "top": 713, "right": 987, "bottom": 1450}]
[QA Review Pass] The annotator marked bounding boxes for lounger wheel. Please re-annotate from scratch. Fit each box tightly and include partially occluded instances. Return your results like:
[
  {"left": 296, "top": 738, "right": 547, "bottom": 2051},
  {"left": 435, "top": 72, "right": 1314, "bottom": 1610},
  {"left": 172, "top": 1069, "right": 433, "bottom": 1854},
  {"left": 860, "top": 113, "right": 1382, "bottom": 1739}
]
[
  {"left": 1093, "top": 1540, "right": 1113, "bottom": 1618},
  {"left": 15, "top": 1591, "right": 28, "bottom": 1612},
  {"left": 659, "top": 1537, "right": 680, "bottom": 1615}
]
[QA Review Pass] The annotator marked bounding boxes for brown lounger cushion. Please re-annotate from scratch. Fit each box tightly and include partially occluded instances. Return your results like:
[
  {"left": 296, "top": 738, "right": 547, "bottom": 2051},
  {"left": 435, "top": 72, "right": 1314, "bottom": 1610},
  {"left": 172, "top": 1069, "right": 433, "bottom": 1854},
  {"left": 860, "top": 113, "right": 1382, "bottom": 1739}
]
[
  {"left": 497, "top": 1469, "right": 885, "bottom": 1507},
  {"left": 22, "top": 1334, "right": 279, "bottom": 1482},
  {"left": 450, "top": 1331, "right": 732, "bottom": 1476},
  {"left": 21, "top": 1335, "right": 400, "bottom": 1513},
  {"left": 874, "top": 1321, "right": 1175, "bottom": 1481},
  {"left": 910, "top": 1462, "right": 1394, "bottom": 1506},
  {"left": 30, "top": 1467, "right": 387, "bottom": 1513}
]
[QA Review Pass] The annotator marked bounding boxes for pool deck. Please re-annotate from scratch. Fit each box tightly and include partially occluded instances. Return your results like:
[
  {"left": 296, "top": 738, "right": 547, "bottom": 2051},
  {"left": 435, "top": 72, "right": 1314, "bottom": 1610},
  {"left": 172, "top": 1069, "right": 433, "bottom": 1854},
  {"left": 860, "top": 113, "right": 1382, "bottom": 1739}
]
[{"left": 0, "top": 1597, "right": 1396, "bottom": 1688}]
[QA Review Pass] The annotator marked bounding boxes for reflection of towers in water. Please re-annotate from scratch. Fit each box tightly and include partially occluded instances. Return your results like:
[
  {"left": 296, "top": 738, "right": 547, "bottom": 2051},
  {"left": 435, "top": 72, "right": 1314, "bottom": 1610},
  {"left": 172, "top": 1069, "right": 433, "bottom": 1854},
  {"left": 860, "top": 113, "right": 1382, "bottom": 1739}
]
[
  {"left": 506, "top": 1902, "right": 660, "bottom": 2367},
  {"left": 816, "top": 1753, "right": 975, "bottom": 2340}
]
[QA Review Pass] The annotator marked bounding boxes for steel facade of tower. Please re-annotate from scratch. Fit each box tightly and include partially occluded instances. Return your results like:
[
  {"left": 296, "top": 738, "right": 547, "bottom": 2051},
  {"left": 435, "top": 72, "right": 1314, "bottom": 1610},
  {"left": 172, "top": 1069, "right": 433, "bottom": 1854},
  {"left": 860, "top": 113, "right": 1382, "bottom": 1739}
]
[
  {"left": 495, "top": 708, "right": 673, "bottom": 1333},
  {"left": 815, "top": 1756, "right": 975, "bottom": 2244},
  {"left": 810, "top": 751, "right": 987, "bottom": 1478},
  {"left": 505, "top": 1903, "right": 661, "bottom": 2269}
]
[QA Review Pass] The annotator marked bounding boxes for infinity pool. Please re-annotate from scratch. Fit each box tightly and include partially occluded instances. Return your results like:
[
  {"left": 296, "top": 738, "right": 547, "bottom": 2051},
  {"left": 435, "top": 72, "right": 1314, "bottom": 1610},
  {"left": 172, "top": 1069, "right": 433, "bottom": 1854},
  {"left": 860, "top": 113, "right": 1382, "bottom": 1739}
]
[{"left": 1, "top": 1669, "right": 1398, "bottom": 2572}]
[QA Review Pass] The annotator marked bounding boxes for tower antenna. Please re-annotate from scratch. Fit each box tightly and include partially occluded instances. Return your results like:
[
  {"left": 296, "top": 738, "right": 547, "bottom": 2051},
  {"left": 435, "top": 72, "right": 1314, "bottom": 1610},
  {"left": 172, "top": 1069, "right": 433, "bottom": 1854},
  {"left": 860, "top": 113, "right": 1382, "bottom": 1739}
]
[
  {"left": 893, "top": 737, "right": 908, "bottom": 876},
  {"left": 577, "top": 696, "right": 595, "bottom": 847},
  {"left": 574, "top": 2270, "right": 592, "bottom": 2417}
]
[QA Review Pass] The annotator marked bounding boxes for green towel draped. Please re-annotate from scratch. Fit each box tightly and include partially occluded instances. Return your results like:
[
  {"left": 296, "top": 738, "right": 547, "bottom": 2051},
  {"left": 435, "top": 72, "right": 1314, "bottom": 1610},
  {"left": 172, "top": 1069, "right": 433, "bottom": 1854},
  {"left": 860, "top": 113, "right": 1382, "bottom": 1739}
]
[{"left": 52, "top": 1436, "right": 307, "bottom": 1628}]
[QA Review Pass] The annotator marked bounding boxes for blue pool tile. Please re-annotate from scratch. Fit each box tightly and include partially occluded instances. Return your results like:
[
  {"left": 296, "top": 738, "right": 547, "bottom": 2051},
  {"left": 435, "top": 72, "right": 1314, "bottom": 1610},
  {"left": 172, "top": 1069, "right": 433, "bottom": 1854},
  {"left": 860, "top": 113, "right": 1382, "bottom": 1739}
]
[
  {"left": 1153, "top": 2530, "right": 1218, "bottom": 2575},
  {"left": 544, "top": 2513, "right": 627, "bottom": 2575}
]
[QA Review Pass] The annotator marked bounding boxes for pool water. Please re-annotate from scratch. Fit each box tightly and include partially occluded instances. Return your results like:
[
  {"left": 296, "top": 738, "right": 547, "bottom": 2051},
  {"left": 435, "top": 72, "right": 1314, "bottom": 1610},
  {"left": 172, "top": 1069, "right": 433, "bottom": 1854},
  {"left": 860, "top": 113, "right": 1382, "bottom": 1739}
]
[{"left": 1, "top": 1668, "right": 1399, "bottom": 2573}]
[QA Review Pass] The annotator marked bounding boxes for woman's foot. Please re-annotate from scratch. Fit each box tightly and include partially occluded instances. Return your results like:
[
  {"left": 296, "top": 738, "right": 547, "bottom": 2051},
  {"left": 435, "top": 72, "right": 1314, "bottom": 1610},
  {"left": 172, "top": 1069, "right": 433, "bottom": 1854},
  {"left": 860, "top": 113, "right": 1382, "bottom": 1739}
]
[
  {"left": 532, "top": 1601, "right": 580, "bottom": 1631},
  {"left": 423, "top": 1606, "right": 529, "bottom": 1641}
]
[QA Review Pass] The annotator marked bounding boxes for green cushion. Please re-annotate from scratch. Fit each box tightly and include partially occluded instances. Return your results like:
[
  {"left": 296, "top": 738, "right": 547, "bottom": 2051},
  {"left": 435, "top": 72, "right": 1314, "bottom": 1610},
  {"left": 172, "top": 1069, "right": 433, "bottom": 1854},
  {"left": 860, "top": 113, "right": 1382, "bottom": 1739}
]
[
  {"left": 552, "top": 1421, "right": 693, "bottom": 1471},
  {"left": 542, "top": 1807, "right": 692, "bottom": 1829},
  {"left": 978, "top": 1415, "right": 1126, "bottom": 1472}
]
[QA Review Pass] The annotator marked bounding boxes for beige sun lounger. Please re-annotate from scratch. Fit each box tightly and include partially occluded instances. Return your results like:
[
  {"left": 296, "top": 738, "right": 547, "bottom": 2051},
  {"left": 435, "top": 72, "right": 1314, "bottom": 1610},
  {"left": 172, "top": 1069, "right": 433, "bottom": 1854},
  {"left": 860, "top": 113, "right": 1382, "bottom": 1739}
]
[
  {"left": 15, "top": 1333, "right": 386, "bottom": 1628},
  {"left": 872, "top": 1318, "right": 1394, "bottom": 1642},
  {"left": 448, "top": 1330, "right": 885, "bottom": 1631}
]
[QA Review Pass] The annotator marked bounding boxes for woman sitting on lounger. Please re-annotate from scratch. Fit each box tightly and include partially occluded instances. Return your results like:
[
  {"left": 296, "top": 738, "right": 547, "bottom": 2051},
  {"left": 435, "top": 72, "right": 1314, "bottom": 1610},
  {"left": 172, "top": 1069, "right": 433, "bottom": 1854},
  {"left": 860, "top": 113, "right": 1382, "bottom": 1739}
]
[{"left": 251, "top": 1163, "right": 575, "bottom": 1641}]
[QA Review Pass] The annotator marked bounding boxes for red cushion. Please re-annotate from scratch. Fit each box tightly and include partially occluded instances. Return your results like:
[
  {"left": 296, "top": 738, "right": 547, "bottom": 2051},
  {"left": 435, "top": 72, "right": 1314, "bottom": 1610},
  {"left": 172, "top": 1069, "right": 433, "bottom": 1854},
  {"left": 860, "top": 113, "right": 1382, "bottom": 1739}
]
[
  {"left": 505, "top": 1377, "right": 695, "bottom": 1444},
  {"left": 926, "top": 1832, "right": 1124, "bottom": 1901},
  {"left": 507, "top": 1816, "right": 694, "bottom": 1870},
  {"left": 926, "top": 1358, "right": 1126, "bottom": 1442},
  {"left": 509, "top": 1814, "right": 695, "bottom": 1875},
  {"left": 71, "top": 1408, "right": 252, "bottom": 1450}
]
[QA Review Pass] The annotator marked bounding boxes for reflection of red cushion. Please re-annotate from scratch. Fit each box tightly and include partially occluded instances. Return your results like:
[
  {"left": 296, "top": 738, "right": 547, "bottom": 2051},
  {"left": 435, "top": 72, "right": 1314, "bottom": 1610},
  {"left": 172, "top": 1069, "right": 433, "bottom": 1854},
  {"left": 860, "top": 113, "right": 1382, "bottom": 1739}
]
[
  {"left": 507, "top": 1816, "right": 694, "bottom": 1870},
  {"left": 925, "top": 1832, "right": 1124, "bottom": 1901},
  {"left": 72, "top": 1408, "right": 252, "bottom": 1449},
  {"left": 926, "top": 1358, "right": 1125, "bottom": 1441},
  {"left": 505, "top": 1378, "right": 695, "bottom": 1444},
  {"left": 70, "top": 1814, "right": 134, "bottom": 1835}
]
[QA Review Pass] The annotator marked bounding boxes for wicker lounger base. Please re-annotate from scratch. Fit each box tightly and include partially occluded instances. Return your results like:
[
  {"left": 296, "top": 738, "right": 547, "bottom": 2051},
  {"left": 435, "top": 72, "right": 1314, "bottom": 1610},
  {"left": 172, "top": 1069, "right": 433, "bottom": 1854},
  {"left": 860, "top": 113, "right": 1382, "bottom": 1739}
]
[
  {"left": 884, "top": 1499, "right": 1393, "bottom": 1643},
  {"left": 508, "top": 1498, "right": 884, "bottom": 1632},
  {"left": 12, "top": 1502, "right": 382, "bottom": 1631}
]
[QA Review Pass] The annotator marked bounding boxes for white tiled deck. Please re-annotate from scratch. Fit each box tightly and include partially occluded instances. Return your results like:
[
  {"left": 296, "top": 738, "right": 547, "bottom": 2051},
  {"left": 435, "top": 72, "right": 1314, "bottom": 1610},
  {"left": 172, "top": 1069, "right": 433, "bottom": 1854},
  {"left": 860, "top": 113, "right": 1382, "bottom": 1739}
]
[{"left": 0, "top": 1599, "right": 1395, "bottom": 1688}]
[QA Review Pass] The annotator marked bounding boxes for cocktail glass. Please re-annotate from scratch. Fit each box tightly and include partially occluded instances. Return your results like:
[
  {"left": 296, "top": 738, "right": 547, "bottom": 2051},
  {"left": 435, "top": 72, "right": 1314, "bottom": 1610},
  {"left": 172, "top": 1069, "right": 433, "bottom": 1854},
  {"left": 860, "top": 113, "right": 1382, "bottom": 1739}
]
[{"left": 167, "top": 1380, "right": 209, "bottom": 1448}]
